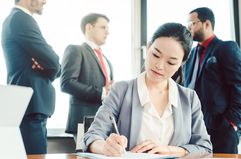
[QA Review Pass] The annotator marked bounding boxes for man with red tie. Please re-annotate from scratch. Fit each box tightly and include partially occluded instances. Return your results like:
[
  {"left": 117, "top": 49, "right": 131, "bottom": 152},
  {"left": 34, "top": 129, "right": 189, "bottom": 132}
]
[
  {"left": 60, "top": 13, "right": 113, "bottom": 140},
  {"left": 183, "top": 7, "right": 241, "bottom": 153}
]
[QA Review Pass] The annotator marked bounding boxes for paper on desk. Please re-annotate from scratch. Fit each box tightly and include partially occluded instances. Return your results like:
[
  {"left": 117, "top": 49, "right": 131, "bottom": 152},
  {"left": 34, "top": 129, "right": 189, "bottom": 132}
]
[{"left": 77, "top": 152, "right": 176, "bottom": 159}]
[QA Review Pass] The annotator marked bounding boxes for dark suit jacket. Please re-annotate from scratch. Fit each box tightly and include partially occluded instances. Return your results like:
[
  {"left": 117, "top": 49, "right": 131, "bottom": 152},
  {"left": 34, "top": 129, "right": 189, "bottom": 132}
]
[
  {"left": 183, "top": 37, "right": 241, "bottom": 130},
  {"left": 1, "top": 8, "right": 61, "bottom": 116},
  {"left": 60, "top": 43, "right": 113, "bottom": 133}
]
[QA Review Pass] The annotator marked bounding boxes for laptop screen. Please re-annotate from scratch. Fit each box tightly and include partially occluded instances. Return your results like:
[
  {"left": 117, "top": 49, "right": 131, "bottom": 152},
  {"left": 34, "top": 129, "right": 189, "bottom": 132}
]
[
  {"left": 0, "top": 85, "right": 33, "bottom": 159},
  {"left": 0, "top": 85, "right": 33, "bottom": 126}
]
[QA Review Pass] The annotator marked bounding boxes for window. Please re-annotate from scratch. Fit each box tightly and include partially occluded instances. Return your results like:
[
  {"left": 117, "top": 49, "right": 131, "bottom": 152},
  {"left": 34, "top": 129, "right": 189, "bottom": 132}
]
[
  {"left": 147, "top": 0, "right": 235, "bottom": 42},
  {"left": 0, "top": 0, "right": 132, "bottom": 128},
  {"left": 0, "top": 0, "right": 235, "bottom": 129}
]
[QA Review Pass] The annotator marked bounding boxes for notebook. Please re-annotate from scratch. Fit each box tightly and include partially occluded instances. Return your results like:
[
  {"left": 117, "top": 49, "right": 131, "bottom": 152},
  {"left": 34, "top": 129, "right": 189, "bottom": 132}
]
[
  {"left": 77, "top": 152, "right": 176, "bottom": 159},
  {"left": 0, "top": 85, "right": 33, "bottom": 159}
]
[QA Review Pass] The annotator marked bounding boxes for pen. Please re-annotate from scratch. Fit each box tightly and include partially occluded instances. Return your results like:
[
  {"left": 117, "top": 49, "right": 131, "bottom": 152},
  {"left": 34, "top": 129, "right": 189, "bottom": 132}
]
[{"left": 109, "top": 116, "right": 126, "bottom": 153}]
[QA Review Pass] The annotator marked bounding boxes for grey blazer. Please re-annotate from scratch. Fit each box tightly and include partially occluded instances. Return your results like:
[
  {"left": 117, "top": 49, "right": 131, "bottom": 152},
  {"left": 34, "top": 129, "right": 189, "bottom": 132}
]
[
  {"left": 60, "top": 43, "right": 113, "bottom": 133},
  {"left": 82, "top": 79, "right": 212, "bottom": 153}
]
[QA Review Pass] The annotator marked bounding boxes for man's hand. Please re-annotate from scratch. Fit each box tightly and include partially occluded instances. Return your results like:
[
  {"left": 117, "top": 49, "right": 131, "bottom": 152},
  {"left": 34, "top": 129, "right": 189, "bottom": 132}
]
[{"left": 32, "top": 58, "right": 44, "bottom": 70}]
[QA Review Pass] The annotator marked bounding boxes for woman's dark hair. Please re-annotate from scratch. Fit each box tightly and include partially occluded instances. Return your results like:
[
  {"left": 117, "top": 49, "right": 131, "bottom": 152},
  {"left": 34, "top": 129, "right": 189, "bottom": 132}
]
[{"left": 150, "top": 22, "right": 193, "bottom": 84}]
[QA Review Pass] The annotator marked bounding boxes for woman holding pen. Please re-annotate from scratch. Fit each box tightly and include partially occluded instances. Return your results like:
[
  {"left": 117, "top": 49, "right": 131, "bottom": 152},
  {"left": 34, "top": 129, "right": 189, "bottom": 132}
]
[{"left": 82, "top": 22, "right": 212, "bottom": 157}]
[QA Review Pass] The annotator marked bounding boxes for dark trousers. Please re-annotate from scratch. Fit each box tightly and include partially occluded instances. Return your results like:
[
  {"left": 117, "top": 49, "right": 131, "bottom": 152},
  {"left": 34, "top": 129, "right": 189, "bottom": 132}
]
[
  {"left": 20, "top": 113, "right": 48, "bottom": 154},
  {"left": 209, "top": 124, "right": 239, "bottom": 153}
]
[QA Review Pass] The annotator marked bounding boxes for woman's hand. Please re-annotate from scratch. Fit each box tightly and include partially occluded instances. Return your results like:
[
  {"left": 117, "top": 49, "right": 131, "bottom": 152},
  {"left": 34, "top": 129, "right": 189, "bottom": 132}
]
[
  {"left": 131, "top": 140, "right": 188, "bottom": 157},
  {"left": 89, "top": 133, "right": 127, "bottom": 157}
]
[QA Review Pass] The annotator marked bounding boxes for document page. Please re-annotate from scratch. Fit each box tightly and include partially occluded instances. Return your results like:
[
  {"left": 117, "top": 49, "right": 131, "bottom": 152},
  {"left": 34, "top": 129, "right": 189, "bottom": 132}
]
[{"left": 77, "top": 152, "right": 176, "bottom": 159}]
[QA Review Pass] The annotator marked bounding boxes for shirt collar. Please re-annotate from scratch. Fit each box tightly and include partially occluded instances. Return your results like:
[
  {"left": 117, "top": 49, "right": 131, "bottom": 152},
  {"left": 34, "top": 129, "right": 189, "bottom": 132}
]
[
  {"left": 86, "top": 40, "right": 100, "bottom": 50},
  {"left": 137, "top": 72, "right": 178, "bottom": 108},
  {"left": 199, "top": 34, "right": 215, "bottom": 48},
  {"left": 15, "top": 5, "right": 32, "bottom": 16},
  {"left": 137, "top": 72, "right": 149, "bottom": 106},
  {"left": 168, "top": 78, "right": 178, "bottom": 108}
]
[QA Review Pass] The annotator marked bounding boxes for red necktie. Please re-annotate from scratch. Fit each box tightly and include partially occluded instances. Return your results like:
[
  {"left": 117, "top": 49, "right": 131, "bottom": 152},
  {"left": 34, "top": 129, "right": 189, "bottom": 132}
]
[{"left": 94, "top": 49, "right": 109, "bottom": 87}]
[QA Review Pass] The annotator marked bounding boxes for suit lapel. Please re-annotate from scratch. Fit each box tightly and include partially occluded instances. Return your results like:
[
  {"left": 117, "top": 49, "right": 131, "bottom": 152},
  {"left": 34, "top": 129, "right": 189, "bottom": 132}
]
[
  {"left": 103, "top": 54, "right": 113, "bottom": 80},
  {"left": 83, "top": 43, "right": 106, "bottom": 77},
  {"left": 169, "top": 103, "right": 183, "bottom": 145},
  {"left": 184, "top": 48, "right": 197, "bottom": 86},
  {"left": 129, "top": 80, "right": 143, "bottom": 149},
  {"left": 196, "top": 38, "right": 219, "bottom": 80}
]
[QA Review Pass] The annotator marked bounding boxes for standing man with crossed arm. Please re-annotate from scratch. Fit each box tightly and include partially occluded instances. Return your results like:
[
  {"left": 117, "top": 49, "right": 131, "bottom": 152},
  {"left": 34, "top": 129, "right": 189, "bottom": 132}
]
[
  {"left": 1, "top": 0, "right": 61, "bottom": 154},
  {"left": 60, "top": 13, "right": 113, "bottom": 140}
]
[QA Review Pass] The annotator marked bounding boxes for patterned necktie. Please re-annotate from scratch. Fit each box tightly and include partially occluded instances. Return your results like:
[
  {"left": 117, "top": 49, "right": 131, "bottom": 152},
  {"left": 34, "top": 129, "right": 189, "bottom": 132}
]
[
  {"left": 196, "top": 45, "right": 205, "bottom": 77},
  {"left": 94, "top": 49, "right": 109, "bottom": 87}
]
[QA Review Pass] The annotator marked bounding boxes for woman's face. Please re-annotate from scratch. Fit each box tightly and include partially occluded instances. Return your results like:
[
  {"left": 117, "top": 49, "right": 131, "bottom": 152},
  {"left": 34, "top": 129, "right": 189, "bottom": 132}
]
[{"left": 145, "top": 37, "right": 184, "bottom": 83}]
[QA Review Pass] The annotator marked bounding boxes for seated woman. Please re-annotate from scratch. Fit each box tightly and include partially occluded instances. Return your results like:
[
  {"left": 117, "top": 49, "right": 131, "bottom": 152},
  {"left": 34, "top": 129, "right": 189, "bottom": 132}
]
[{"left": 82, "top": 22, "right": 212, "bottom": 157}]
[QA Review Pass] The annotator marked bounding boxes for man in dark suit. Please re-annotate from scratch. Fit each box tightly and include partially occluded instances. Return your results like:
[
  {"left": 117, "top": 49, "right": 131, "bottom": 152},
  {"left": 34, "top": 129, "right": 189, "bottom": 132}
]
[
  {"left": 1, "top": 0, "right": 61, "bottom": 154},
  {"left": 183, "top": 7, "right": 241, "bottom": 153},
  {"left": 60, "top": 13, "right": 113, "bottom": 139}
]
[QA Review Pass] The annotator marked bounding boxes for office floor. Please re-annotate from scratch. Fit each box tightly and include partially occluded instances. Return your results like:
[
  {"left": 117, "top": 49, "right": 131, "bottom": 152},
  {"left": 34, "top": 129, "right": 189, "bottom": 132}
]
[
  {"left": 48, "top": 137, "right": 75, "bottom": 153},
  {"left": 47, "top": 128, "right": 76, "bottom": 153}
]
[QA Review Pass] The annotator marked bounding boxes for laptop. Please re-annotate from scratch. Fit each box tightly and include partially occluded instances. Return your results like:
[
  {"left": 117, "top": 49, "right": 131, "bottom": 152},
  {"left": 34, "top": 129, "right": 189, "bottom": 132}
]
[{"left": 0, "top": 85, "right": 33, "bottom": 159}]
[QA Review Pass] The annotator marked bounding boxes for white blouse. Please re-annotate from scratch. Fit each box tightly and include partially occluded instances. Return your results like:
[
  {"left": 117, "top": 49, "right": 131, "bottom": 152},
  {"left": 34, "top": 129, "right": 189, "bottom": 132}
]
[{"left": 137, "top": 72, "right": 178, "bottom": 146}]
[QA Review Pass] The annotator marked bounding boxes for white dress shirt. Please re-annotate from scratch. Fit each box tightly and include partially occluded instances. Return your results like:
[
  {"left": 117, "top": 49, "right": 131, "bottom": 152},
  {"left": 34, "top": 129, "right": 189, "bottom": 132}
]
[
  {"left": 86, "top": 41, "right": 111, "bottom": 98},
  {"left": 86, "top": 41, "right": 111, "bottom": 80},
  {"left": 137, "top": 72, "right": 178, "bottom": 146},
  {"left": 15, "top": 5, "right": 32, "bottom": 16}
]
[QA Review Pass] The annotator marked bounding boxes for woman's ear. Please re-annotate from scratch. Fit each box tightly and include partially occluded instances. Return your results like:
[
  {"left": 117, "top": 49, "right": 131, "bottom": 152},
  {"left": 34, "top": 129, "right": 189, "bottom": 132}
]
[
  {"left": 204, "top": 20, "right": 212, "bottom": 30},
  {"left": 147, "top": 41, "right": 152, "bottom": 49}
]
